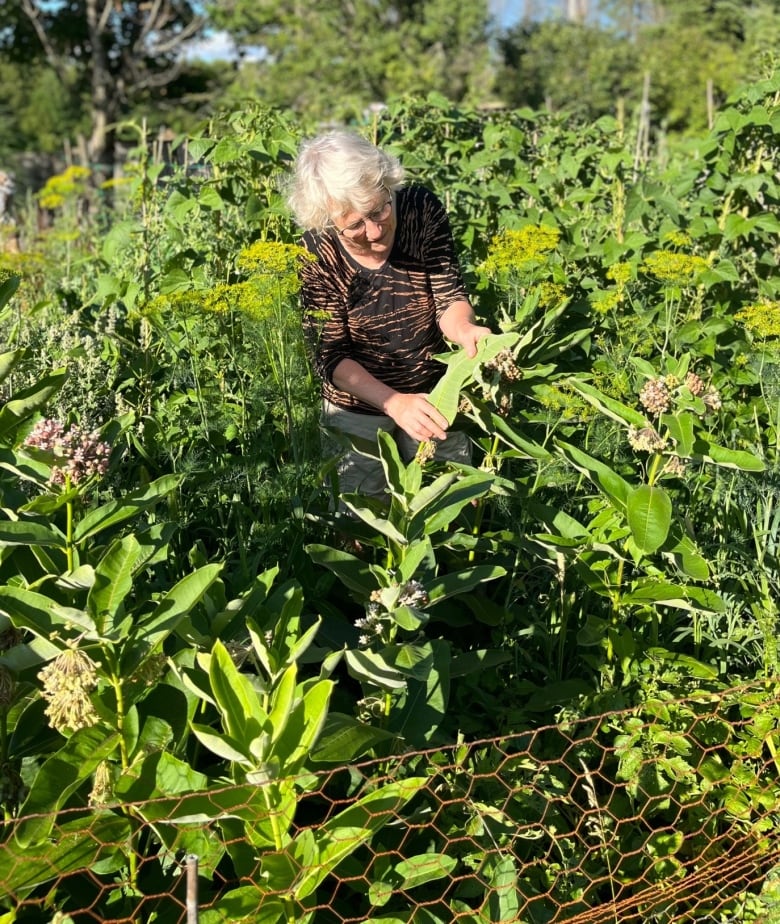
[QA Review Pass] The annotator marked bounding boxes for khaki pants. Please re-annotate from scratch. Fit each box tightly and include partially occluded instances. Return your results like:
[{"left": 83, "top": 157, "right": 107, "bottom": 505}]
[{"left": 322, "top": 399, "right": 472, "bottom": 503}]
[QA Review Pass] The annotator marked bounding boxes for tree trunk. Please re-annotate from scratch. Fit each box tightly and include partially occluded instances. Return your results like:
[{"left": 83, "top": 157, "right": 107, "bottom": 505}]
[{"left": 85, "top": 0, "right": 114, "bottom": 170}]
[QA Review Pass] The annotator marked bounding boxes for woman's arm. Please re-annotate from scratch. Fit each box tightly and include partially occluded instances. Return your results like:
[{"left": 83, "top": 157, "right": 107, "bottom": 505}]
[
  {"left": 439, "top": 300, "right": 492, "bottom": 358},
  {"left": 332, "top": 358, "right": 450, "bottom": 442}
]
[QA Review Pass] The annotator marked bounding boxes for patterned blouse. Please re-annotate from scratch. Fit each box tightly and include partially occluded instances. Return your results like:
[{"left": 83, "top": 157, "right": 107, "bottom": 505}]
[{"left": 299, "top": 185, "right": 469, "bottom": 415}]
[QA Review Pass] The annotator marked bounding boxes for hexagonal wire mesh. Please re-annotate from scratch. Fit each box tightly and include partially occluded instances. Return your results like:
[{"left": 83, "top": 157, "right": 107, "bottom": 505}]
[{"left": 2, "top": 680, "right": 779, "bottom": 923}]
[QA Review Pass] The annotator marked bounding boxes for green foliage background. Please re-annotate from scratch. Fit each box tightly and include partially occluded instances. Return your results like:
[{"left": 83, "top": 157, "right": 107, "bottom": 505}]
[{"left": 0, "top": 67, "right": 777, "bottom": 922}]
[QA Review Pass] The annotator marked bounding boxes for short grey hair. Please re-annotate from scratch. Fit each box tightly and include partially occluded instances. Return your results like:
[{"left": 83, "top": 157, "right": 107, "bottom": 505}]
[{"left": 286, "top": 129, "right": 405, "bottom": 232}]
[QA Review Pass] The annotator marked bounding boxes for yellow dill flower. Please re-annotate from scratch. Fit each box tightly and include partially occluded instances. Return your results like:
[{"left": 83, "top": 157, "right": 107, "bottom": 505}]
[
  {"left": 37, "top": 165, "right": 92, "bottom": 210},
  {"left": 479, "top": 225, "right": 561, "bottom": 279},
  {"left": 538, "top": 281, "right": 567, "bottom": 309},
  {"left": 735, "top": 299, "right": 780, "bottom": 340},
  {"left": 640, "top": 250, "right": 708, "bottom": 285},
  {"left": 662, "top": 230, "right": 693, "bottom": 248},
  {"left": 237, "top": 241, "right": 313, "bottom": 278},
  {"left": 606, "top": 262, "right": 632, "bottom": 287},
  {"left": 590, "top": 291, "right": 620, "bottom": 315}
]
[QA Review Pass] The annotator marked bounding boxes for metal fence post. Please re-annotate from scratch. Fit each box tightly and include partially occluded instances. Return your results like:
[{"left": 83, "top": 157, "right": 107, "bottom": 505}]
[{"left": 185, "top": 853, "right": 199, "bottom": 923}]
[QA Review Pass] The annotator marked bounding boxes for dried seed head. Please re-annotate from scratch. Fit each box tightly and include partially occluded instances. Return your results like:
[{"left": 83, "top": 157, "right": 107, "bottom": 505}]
[
  {"left": 0, "top": 666, "right": 15, "bottom": 708},
  {"left": 702, "top": 387, "right": 722, "bottom": 412},
  {"left": 663, "top": 456, "right": 687, "bottom": 477},
  {"left": 415, "top": 439, "right": 437, "bottom": 464},
  {"left": 89, "top": 760, "right": 114, "bottom": 807}
]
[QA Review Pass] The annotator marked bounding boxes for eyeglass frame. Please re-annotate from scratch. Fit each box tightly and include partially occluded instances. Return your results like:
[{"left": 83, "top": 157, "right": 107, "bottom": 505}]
[{"left": 331, "top": 191, "right": 393, "bottom": 239}]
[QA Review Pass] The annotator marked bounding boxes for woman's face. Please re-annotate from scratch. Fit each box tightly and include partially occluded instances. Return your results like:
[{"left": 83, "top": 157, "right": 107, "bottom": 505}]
[{"left": 331, "top": 189, "right": 396, "bottom": 260}]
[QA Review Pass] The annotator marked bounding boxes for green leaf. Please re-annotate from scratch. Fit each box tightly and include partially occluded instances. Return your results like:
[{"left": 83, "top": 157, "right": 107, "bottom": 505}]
[
  {"left": 309, "top": 712, "right": 395, "bottom": 763},
  {"left": 427, "top": 564, "right": 507, "bottom": 604},
  {"left": 344, "top": 649, "right": 407, "bottom": 691},
  {"left": 209, "top": 640, "right": 267, "bottom": 745},
  {"left": 428, "top": 334, "right": 521, "bottom": 424},
  {"left": 661, "top": 413, "right": 695, "bottom": 457},
  {"left": 293, "top": 777, "right": 427, "bottom": 899},
  {"left": 0, "top": 275, "right": 20, "bottom": 313},
  {"left": 305, "top": 544, "right": 385, "bottom": 597},
  {"left": 626, "top": 484, "right": 672, "bottom": 554},
  {"left": 73, "top": 474, "right": 184, "bottom": 543},
  {"left": 0, "top": 368, "right": 67, "bottom": 439},
  {"left": 0, "top": 519, "right": 66, "bottom": 548},
  {"left": 87, "top": 535, "right": 143, "bottom": 633},
  {"left": 565, "top": 378, "right": 649, "bottom": 428},
  {"left": 0, "top": 348, "right": 23, "bottom": 385},
  {"left": 140, "top": 562, "right": 222, "bottom": 649},
  {"left": 556, "top": 440, "right": 631, "bottom": 510},
  {"left": 0, "top": 813, "right": 130, "bottom": 897},
  {"left": 694, "top": 441, "right": 765, "bottom": 472},
  {"left": 0, "top": 585, "right": 96, "bottom": 638},
  {"left": 16, "top": 727, "right": 121, "bottom": 847},
  {"left": 395, "top": 853, "right": 457, "bottom": 890}
]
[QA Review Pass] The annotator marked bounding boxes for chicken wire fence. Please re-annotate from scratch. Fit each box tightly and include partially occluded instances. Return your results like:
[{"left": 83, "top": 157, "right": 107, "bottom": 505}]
[{"left": 3, "top": 680, "right": 780, "bottom": 924}]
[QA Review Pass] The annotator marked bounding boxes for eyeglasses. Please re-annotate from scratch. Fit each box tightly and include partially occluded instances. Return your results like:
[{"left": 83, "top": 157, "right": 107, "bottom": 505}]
[{"left": 334, "top": 195, "right": 393, "bottom": 239}]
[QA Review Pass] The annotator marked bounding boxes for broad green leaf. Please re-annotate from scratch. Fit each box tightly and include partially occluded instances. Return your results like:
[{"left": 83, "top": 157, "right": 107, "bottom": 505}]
[
  {"left": 294, "top": 777, "right": 427, "bottom": 899},
  {"left": 395, "top": 853, "right": 457, "bottom": 890},
  {"left": 0, "top": 368, "right": 67, "bottom": 438},
  {"left": 377, "top": 429, "right": 413, "bottom": 497},
  {"left": 694, "top": 441, "right": 765, "bottom": 472},
  {"left": 304, "top": 544, "right": 384, "bottom": 597},
  {"left": 0, "top": 814, "right": 130, "bottom": 896},
  {"left": 556, "top": 440, "right": 631, "bottom": 510},
  {"left": 388, "top": 641, "right": 449, "bottom": 743},
  {"left": 626, "top": 484, "right": 672, "bottom": 554},
  {"left": 419, "top": 472, "right": 496, "bottom": 536},
  {"left": 344, "top": 649, "right": 407, "bottom": 691},
  {"left": 73, "top": 473, "right": 184, "bottom": 543},
  {"left": 428, "top": 333, "right": 521, "bottom": 424},
  {"left": 190, "top": 722, "right": 251, "bottom": 764},
  {"left": 427, "top": 565, "right": 507, "bottom": 604},
  {"left": 115, "top": 749, "right": 209, "bottom": 802},
  {"left": 660, "top": 413, "right": 695, "bottom": 457},
  {"left": 565, "top": 378, "right": 649, "bottom": 428},
  {"left": 342, "top": 496, "right": 408, "bottom": 544},
  {"left": 309, "top": 713, "right": 395, "bottom": 763},
  {"left": 267, "top": 663, "right": 297, "bottom": 745},
  {"left": 140, "top": 562, "right": 222, "bottom": 649},
  {"left": 87, "top": 535, "right": 143, "bottom": 633},
  {"left": 0, "top": 275, "right": 20, "bottom": 313},
  {"left": 0, "top": 348, "right": 23, "bottom": 385},
  {"left": 0, "top": 519, "right": 66, "bottom": 548},
  {"left": 0, "top": 586, "right": 96, "bottom": 638},
  {"left": 16, "top": 727, "right": 121, "bottom": 847},
  {"left": 209, "top": 640, "right": 267, "bottom": 744},
  {"left": 199, "top": 886, "right": 284, "bottom": 924}
]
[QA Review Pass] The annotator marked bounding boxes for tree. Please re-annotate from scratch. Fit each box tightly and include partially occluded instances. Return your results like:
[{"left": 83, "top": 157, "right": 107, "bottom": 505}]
[
  {"left": 496, "top": 20, "right": 638, "bottom": 118},
  {"left": 208, "top": 0, "right": 496, "bottom": 121},
  {"left": 0, "top": 1, "right": 209, "bottom": 167}
]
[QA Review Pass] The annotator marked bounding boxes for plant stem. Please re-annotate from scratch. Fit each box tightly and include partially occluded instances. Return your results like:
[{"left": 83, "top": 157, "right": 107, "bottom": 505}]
[{"left": 65, "top": 473, "right": 75, "bottom": 573}]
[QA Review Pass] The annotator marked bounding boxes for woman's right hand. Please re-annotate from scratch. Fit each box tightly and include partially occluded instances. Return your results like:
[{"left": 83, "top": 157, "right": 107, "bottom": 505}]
[{"left": 384, "top": 392, "right": 449, "bottom": 443}]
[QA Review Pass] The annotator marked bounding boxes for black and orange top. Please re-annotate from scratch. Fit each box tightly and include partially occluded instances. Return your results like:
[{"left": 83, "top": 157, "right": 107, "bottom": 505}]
[{"left": 299, "top": 185, "right": 469, "bottom": 415}]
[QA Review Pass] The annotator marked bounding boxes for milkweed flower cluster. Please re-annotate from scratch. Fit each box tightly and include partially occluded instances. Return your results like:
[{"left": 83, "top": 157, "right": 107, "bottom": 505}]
[
  {"left": 38, "top": 648, "right": 100, "bottom": 733},
  {"left": 24, "top": 418, "right": 111, "bottom": 486},
  {"left": 638, "top": 373, "right": 721, "bottom": 418},
  {"left": 355, "top": 581, "right": 431, "bottom": 648}
]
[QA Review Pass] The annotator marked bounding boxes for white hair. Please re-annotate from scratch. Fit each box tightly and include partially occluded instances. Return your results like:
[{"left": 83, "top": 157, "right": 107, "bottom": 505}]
[{"left": 286, "top": 129, "right": 405, "bottom": 232}]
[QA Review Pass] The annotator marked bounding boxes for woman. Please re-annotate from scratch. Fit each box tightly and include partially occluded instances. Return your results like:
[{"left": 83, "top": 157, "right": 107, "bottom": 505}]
[{"left": 287, "top": 129, "right": 491, "bottom": 502}]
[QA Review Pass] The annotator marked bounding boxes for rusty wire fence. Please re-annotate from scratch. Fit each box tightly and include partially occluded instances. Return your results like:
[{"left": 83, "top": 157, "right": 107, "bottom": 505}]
[{"left": 3, "top": 680, "right": 780, "bottom": 923}]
